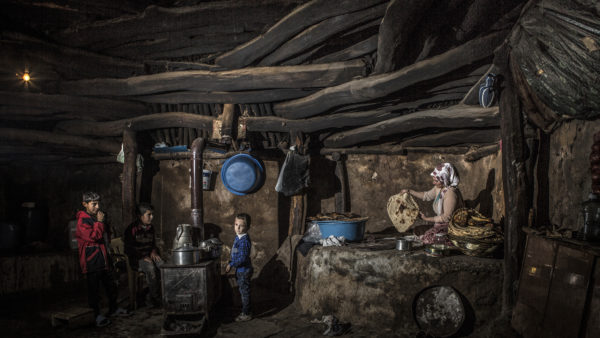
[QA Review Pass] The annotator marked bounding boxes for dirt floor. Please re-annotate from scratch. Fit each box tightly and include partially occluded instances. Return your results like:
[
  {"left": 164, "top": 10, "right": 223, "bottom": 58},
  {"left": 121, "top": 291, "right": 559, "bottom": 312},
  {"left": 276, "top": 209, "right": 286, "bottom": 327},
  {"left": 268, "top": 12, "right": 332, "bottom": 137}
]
[{"left": 1, "top": 280, "right": 519, "bottom": 338}]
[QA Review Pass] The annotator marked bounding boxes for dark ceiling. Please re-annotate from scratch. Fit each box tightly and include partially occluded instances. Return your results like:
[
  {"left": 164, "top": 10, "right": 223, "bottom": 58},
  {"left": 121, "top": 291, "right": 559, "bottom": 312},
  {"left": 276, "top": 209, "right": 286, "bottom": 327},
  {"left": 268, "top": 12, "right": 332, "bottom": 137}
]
[{"left": 6, "top": 0, "right": 594, "bottom": 164}]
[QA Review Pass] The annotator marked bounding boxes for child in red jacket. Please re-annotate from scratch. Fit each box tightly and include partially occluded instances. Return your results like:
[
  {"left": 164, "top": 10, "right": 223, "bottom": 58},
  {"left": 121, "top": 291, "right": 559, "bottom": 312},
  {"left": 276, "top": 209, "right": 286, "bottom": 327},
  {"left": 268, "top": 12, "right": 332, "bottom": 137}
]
[{"left": 76, "top": 191, "right": 127, "bottom": 327}]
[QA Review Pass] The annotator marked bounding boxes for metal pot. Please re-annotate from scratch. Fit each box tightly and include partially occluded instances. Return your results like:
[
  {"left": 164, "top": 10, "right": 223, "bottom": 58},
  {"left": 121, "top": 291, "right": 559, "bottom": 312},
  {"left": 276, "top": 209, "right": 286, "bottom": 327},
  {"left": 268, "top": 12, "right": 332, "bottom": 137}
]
[
  {"left": 172, "top": 244, "right": 204, "bottom": 265},
  {"left": 396, "top": 238, "right": 412, "bottom": 251}
]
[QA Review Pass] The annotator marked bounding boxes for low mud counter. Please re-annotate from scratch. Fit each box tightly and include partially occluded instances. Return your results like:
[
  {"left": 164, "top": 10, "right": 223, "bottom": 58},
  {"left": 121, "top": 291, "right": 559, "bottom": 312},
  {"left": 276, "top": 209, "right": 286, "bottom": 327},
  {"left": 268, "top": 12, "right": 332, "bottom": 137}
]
[{"left": 295, "top": 243, "right": 503, "bottom": 332}]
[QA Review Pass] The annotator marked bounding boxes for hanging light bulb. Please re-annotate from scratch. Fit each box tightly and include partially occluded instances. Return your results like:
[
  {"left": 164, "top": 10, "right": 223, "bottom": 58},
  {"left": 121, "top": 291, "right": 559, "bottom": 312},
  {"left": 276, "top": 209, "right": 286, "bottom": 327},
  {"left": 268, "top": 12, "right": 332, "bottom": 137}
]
[{"left": 22, "top": 72, "right": 31, "bottom": 82}]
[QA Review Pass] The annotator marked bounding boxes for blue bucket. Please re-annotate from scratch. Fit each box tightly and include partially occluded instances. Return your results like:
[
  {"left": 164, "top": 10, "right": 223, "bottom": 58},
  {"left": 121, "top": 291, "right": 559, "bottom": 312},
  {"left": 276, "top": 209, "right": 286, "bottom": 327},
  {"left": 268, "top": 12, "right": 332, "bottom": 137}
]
[
  {"left": 221, "top": 153, "right": 264, "bottom": 195},
  {"left": 316, "top": 220, "right": 366, "bottom": 242}
]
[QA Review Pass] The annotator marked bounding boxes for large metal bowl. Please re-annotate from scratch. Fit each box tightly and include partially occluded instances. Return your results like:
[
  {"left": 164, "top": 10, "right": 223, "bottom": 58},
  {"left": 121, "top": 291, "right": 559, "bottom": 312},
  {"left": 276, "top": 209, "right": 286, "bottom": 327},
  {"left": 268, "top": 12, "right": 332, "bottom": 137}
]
[
  {"left": 413, "top": 285, "right": 465, "bottom": 337},
  {"left": 172, "top": 245, "right": 205, "bottom": 265}
]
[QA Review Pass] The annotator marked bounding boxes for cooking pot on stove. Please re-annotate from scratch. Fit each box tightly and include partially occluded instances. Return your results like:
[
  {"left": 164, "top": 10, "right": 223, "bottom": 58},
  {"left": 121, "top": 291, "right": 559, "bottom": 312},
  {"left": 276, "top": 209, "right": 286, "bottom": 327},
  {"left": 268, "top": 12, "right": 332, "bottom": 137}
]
[{"left": 172, "top": 243, "right": 205, "bottom": 265}]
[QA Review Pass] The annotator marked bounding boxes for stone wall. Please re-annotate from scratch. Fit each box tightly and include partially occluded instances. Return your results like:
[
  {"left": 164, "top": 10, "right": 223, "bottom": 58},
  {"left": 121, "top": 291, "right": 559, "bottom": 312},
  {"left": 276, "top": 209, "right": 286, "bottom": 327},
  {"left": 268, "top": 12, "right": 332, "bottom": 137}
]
[{"left": 296, "top": 246, "right": 503, "bottom": 332}]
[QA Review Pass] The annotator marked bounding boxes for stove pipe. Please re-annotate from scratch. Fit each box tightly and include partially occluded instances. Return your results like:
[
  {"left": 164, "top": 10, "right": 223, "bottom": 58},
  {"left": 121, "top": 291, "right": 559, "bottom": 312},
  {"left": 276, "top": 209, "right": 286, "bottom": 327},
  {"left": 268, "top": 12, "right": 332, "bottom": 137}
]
[{"left": 191, "top": 137, "right": 205, "bottom": 241}]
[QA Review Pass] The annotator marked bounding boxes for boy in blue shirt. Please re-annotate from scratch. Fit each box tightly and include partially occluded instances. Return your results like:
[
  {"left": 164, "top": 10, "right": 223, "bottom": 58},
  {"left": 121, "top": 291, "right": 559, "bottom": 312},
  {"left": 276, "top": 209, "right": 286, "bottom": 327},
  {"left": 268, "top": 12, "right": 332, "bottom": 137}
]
[{"left": 225, "top": 213, "right": 253, "bottom": 322}]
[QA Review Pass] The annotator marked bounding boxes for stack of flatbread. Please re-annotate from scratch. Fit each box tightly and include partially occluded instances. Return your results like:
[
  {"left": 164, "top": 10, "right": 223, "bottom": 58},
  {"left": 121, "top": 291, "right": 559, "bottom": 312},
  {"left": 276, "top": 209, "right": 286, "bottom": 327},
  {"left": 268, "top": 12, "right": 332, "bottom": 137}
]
[{"left": 387, "top": 192, "right": 420, "bottom": 233}]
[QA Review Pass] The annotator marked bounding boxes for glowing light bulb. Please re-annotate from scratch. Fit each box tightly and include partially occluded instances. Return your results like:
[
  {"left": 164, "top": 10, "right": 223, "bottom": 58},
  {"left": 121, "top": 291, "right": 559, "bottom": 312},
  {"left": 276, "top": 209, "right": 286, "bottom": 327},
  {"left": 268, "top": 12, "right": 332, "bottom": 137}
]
[{"left": 22, "top": 73, "right": 31, "bottom": 82}]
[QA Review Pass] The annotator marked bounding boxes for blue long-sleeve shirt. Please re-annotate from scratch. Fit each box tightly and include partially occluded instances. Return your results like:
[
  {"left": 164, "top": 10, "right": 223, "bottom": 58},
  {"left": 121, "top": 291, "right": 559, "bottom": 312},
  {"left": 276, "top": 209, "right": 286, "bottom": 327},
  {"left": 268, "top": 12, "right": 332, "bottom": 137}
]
[{"left": 229, "top": 234, "right": 251, "bottom": 272}]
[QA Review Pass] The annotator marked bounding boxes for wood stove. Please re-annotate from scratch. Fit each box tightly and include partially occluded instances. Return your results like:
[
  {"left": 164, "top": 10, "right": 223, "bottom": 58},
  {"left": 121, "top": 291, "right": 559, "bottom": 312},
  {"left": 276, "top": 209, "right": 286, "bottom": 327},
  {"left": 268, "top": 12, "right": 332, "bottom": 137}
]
[{"left": 160, "top": 259, "right": 221, "bottom": 335}]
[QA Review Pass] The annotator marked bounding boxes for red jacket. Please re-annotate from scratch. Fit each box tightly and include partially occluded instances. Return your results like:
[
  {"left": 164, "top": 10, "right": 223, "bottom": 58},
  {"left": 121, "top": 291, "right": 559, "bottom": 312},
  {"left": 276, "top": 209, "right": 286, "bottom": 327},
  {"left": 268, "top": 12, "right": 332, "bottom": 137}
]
[{"left": 75, "top": 210, "right": 109, "bottom": 274}]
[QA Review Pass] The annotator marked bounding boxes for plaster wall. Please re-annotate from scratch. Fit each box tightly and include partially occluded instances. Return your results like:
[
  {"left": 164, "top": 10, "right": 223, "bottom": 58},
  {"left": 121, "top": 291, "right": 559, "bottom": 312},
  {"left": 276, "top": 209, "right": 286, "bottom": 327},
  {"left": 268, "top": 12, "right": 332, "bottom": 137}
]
[
  {"left": 549, "top": 119, "right": 600, "bottom": 230},
  {"left": 151, "top": 158, "right": 282, "bottom": 278},
  {"left": 315, "top": 151, "right": 504, "bottom": 233}
]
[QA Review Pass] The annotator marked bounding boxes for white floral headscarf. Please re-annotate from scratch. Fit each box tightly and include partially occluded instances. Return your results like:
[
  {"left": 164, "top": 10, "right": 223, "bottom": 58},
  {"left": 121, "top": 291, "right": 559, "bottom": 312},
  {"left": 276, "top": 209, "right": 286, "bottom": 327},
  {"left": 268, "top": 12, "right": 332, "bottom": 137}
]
[{"left": 430, "top": 163, "right": 459, "bottom": 188}]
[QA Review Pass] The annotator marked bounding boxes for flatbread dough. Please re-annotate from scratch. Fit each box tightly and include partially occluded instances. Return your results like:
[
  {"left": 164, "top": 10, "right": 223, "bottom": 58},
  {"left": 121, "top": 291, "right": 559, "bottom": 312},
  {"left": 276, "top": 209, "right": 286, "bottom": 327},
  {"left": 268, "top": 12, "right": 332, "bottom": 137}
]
[{"left": 387, "top": 192, "right": 420, "bottom": 233}]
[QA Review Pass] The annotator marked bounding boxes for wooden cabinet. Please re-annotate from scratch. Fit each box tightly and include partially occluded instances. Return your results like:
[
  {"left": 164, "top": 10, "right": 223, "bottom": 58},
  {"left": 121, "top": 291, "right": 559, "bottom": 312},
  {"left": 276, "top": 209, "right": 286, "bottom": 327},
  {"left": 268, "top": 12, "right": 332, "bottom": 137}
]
[{"left": 512, "top": 235, "right": 600, "bottom": 338}]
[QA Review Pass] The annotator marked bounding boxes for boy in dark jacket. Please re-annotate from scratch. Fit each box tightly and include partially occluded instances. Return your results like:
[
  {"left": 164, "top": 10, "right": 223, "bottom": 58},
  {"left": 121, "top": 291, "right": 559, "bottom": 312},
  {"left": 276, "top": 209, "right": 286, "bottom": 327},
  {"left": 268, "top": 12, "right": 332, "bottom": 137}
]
[
  {"left": 225, "top": 213, "right": 253, "bottom": 322},
  {"left": 124, "top": 202, "right": 163, "bottom": 307},
  {"left": 76, "top": 191, "right": 127, "bottom": 327}
]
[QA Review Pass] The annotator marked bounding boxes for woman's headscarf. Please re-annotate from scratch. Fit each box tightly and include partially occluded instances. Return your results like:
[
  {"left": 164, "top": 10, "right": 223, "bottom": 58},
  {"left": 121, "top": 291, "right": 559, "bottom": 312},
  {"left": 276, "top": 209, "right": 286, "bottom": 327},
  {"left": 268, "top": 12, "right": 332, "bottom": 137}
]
[{"left": 430, "top": 163, "right": 460, "bottom": 188}]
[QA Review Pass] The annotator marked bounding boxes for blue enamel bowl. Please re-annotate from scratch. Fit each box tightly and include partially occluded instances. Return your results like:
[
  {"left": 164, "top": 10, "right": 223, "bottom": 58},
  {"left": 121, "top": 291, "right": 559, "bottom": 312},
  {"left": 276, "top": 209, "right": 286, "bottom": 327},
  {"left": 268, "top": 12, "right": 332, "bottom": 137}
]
[
  {"left": 221, "top": 154, "right": 264, "bottom": 195},
  {"left": 316, "top": 220, "right": 366, "bottom": 242}
]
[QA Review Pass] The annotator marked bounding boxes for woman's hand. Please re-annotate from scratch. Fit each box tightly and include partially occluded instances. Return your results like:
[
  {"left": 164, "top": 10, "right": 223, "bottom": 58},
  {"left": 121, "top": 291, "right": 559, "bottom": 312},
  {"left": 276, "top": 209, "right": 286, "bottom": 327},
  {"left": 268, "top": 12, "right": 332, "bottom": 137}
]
[
  {"left": 225, "top": 265, "right": 231, "bottom": 273},
  {"left": 420, "top": 212, "right": 431, "bottom": 222},
  {"left": 400, "top": 189, "right": 409, "bottom": 194}
]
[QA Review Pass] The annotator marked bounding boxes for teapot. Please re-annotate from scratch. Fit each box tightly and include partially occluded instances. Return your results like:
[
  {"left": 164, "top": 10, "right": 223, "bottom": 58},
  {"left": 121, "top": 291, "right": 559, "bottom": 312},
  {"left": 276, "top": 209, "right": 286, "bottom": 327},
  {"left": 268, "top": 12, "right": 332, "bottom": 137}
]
[{"left": 172, "top": 224, "right": 194, "bottom": 250}]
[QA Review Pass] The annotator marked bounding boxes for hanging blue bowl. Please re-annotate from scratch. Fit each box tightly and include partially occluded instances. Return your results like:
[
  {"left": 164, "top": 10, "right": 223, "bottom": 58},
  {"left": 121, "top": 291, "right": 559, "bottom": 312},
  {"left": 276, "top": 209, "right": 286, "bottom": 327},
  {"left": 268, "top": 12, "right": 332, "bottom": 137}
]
[{"left": 221, "top": 153, "right": 264, "bottom": 195}]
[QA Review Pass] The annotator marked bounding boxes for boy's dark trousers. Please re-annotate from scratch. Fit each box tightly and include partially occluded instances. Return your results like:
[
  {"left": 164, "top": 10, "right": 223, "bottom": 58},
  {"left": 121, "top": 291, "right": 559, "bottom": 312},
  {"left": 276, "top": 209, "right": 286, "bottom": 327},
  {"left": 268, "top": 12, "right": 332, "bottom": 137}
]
[
  {"left": 86, "top": 269, "right": 118, "bottom": 316},
  {"left": 236, "top": 269, "right": 252, "bottom": 315}
]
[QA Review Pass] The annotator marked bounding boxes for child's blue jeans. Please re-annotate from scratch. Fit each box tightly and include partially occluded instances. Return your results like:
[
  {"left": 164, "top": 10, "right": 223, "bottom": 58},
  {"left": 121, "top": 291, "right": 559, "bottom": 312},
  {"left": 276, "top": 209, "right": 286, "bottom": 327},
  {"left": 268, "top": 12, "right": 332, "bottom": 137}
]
[{"left": 236, "top": 269, "right": 252, "bottom": 315}]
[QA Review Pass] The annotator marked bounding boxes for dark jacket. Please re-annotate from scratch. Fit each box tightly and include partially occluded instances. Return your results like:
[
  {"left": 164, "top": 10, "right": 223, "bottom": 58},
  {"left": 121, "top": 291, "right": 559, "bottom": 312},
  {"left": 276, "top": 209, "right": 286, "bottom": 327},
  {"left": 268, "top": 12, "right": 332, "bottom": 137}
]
[
  {"left": 124, "top": 221, "right": 157, "bottom": 268},
  {"left": 75, "top": 210, "right": 109, "bottom": 274},
  {"left": 229, "top": 234, "right": 252, "bottom": 273}
]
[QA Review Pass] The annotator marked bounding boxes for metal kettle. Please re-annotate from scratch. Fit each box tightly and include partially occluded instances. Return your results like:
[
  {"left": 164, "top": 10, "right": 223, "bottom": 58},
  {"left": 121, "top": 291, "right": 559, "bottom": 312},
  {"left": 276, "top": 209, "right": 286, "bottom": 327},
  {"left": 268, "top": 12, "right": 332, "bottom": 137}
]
[{"left": 172, "top": 224, "right": 194, "bottom": 249}]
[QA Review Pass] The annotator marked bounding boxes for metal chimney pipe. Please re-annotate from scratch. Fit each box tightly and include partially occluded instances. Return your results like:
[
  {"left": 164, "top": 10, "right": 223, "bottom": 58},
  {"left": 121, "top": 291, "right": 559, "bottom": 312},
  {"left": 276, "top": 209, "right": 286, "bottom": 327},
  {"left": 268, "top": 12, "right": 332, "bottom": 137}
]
[{"left": 190, "top": 137, "right": 205, "bottom": 241}]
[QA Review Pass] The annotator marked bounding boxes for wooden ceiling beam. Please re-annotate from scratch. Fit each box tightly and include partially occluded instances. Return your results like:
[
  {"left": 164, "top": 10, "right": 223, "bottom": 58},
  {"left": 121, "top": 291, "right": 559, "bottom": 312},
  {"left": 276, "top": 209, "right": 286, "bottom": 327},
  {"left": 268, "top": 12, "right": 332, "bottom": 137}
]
[
  {"left": 0, "top": 91, "right": 148, "bottom": 121},
  {"left": 55, "top": 112, "right": 215, "bottom": 137},
  {"left": 323, "top": 105, "right": 500, "bottom": 148},
  {"left": 215, "top": 0, "right": 388, "bottom": 68},
  {"left": 274, "top": 30, "right": 507, "bottom": 119},
  {"left": 0, "top": 128, "right": 121, "bottom": 154},
  {"left": 59, "top": 60, "right": 366, "bottom": 96},
  {"left": 258, "top": 3, "right": 386, "bottom": 66}
]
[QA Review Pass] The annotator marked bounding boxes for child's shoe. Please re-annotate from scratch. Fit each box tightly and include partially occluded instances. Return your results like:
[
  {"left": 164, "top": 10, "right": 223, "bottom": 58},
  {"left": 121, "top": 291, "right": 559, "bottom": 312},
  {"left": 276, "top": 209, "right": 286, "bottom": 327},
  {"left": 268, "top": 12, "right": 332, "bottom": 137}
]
[
  {"left": 234, "top": 313, "right": 252, "bottom": 322},
  {"left": 96, "top": 314, "right": 111, "bottom": 327}
]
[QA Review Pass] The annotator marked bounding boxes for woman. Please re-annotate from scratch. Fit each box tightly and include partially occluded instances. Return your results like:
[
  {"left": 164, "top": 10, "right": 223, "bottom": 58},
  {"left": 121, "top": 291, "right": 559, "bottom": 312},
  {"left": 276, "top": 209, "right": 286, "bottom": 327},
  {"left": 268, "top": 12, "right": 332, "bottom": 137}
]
[{"left": 400, "top": 163, "right": 463, "bottom": 244}]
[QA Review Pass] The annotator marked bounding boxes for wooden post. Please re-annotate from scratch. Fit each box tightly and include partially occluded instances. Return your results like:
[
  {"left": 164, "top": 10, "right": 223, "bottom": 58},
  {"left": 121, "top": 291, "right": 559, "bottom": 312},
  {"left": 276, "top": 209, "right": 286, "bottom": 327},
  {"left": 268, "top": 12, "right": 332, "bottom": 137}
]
[
  {"left": 288, "top": 130, "right": 307, "bottom": 236},
  {"left": 332, "top": 152, "right": 349, "bottom": 213},
  {"left": 221, "top": 103, "right": 235, "bottom": 143},
  {"left": 122, "top": 128, "right": 137, "bottom": 229},
  {"left": 497, "top": 45, "right": 530, "bottom": 315}
]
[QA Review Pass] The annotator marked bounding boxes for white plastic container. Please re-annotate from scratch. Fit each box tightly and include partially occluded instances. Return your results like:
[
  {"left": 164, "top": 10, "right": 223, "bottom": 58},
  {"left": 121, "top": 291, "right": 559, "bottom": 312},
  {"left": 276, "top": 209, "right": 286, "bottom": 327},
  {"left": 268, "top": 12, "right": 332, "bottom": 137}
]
[{"left": 202, "top": 169, "right": 212, "bottom": 190}]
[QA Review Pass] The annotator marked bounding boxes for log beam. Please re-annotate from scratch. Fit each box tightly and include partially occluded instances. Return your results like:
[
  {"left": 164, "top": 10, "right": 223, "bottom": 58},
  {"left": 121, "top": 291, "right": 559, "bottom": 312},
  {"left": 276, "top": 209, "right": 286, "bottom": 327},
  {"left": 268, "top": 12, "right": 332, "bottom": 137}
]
[
  {"left": 274, "top": 30, "right": 507, "bottom": 119},
  {"left": 399, "top": 129, "right": 500, "bottom": 148},
  {"left": 243, "top": 110, "right": 394, "bottom": 133},
  {"left": 0, "top": 91, "right": 148, "bottom": 121},
  {"left": 0, "top": 128, "right": 121, "bottom": 154},
  {"left": 323, "top": 105, "right": 499, "bottom": 148},
  {"left": 215, "top": 0, "right": 388, "bottom": 68},
  {"left": 373, "top": 0, "right": 436, "bottom": 74},
  {"left": 258, "top": 3, "right": 386, "bottom": 66},
  {"left": 134, "top": 88, "right": 317, "bottom": 104},
  {"left": 55, "top": 112, "right": 215, "bottom": 137},
  {"left": 313, "top": 35, "right": 378, "bottom": 64},
  {"left": 464, "top": 144, "right": 500, "bottom": 162},
  {"left": 59, "top": 60, "right": 367, "bottom": 96}
]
